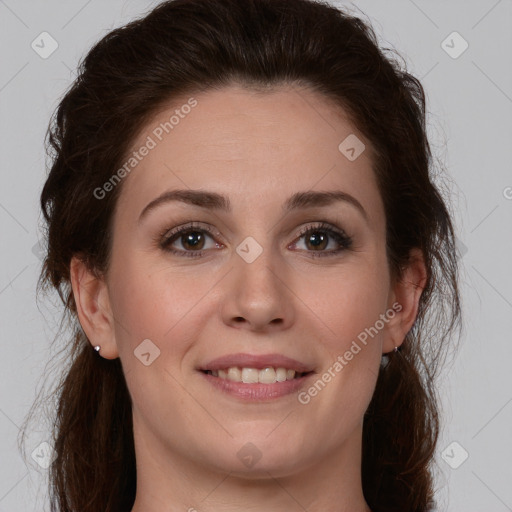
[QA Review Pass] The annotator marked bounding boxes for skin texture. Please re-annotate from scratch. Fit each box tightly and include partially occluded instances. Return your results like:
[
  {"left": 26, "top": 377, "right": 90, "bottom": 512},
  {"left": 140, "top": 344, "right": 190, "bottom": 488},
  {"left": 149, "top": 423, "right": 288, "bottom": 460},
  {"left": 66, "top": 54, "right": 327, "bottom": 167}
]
[{"left": 70, "top": 84, "right": 426, "bottom": 512}]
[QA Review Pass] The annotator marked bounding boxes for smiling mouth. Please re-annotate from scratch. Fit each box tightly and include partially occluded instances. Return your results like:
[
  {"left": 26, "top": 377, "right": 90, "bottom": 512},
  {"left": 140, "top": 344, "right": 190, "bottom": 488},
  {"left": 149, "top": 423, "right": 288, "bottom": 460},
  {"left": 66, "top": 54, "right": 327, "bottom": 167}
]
[{"left": 201, "top": 367, "right": 313, "bottom": 384}]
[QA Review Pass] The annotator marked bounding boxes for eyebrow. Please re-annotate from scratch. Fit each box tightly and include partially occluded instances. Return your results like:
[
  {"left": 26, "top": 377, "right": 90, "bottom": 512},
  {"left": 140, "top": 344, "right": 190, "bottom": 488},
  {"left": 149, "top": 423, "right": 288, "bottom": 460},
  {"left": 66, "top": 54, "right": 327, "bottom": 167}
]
[{"left": 138, "top": 188, "right": 368, "bottom": 223}]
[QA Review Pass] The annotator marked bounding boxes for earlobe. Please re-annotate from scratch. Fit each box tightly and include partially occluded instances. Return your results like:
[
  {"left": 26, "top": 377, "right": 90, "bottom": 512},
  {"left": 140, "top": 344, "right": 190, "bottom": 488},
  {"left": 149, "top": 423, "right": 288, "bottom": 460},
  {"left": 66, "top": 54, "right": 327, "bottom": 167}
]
[
  {"left": 383, "top": 248, "right": 428, "bottom": 354},
  {"left": 69, "top": 256, "right": 119, "bottom": 359}
]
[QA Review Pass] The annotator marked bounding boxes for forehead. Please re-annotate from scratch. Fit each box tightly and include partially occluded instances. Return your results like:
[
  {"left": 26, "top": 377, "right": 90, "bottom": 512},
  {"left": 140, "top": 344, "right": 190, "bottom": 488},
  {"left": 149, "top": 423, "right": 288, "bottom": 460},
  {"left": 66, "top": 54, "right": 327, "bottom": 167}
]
[{"left": 115, "top": 83, "right": 382, "bottom": 222}]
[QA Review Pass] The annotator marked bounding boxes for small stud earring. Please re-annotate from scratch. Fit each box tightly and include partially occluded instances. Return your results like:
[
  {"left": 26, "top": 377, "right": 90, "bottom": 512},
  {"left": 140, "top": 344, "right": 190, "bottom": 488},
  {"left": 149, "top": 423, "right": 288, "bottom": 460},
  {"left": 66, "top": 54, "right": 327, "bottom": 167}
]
[
  {"left": 393, "top": 346, "right": 399, "bottom": 352},
  {"left": 94, "top": 345, "right": 101, "bottom": 353}
]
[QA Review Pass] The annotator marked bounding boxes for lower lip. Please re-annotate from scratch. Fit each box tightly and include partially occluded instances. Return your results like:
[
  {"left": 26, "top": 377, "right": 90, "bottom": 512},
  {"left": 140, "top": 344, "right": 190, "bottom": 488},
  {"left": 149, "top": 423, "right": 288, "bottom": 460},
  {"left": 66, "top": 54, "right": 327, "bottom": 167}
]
[{"left": 199, "top": 371, "right": 314, "bottom": 401}]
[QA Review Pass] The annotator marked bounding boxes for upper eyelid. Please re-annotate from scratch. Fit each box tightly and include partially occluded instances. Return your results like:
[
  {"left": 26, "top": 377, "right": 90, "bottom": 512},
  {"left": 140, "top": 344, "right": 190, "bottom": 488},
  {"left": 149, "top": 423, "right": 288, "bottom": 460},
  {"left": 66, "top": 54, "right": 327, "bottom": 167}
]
[
  {"left": 160, "top": 221, "right": 350, "bottom": 247},
  {"left": 161, "top": 222, "right": 220, "bottom": 240}
]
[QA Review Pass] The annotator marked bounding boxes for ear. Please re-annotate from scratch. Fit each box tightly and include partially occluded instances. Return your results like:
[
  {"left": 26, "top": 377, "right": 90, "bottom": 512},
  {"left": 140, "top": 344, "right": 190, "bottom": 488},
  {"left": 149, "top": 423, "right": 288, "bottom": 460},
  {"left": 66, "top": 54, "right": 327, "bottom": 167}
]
[
  {"left": 70, "top": 256, "right": 119, "bottom": 359},
  {"left": 382, "top": 248, "right": 428, "bottom": 354}
]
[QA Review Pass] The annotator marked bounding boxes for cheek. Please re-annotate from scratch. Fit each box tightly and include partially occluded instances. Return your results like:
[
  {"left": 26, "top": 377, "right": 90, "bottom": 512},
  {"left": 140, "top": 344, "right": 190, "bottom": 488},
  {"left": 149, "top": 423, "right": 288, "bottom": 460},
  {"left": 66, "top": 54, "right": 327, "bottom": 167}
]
[
  {"left": 298, "top": 262, "right": 389, "bottom": 344},
  {"left": 295, "top": 265, "right": 388, "bottom": 427},
  {"left": 108, "top": 256, "right": 217, "bottom": 355}
]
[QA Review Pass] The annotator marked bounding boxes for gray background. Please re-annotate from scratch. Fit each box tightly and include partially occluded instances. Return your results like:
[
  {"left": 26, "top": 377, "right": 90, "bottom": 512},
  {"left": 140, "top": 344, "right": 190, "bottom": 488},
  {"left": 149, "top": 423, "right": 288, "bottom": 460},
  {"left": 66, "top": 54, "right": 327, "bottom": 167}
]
[{"left": 0, "top": 0, "right": 511, "bottom": 510}]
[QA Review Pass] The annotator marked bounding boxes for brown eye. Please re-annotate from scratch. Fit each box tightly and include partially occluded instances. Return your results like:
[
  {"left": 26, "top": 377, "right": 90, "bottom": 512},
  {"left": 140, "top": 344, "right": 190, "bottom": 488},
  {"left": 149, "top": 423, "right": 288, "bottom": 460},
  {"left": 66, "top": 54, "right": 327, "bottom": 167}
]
[
  {"left": 159, "top": 222, "right": 222, "bottom": 258},
  {"left": 304, "top": 231, "right": 329, "bottom": 251},
  {"left": 176, "top": 231, "right": 206, "bottom": 251},
  {"left": 291, "top": 222, "right": 353, "bottom": 258}
]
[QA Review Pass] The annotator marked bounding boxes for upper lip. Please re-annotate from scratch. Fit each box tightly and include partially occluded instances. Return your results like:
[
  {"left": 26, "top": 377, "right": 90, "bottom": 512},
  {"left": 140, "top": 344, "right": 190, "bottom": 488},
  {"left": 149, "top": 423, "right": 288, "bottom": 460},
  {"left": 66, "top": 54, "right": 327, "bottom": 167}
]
[{"left": 199, "top": 353, "right": 315, "bottom": 373}]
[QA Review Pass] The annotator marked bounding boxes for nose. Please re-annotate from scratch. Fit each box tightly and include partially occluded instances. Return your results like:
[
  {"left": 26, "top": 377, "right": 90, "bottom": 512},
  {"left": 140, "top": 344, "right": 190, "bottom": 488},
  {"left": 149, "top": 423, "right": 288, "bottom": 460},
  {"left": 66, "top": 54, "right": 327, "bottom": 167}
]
[{"left": 220, "top": 245, "right": 296, "bottom": 332}]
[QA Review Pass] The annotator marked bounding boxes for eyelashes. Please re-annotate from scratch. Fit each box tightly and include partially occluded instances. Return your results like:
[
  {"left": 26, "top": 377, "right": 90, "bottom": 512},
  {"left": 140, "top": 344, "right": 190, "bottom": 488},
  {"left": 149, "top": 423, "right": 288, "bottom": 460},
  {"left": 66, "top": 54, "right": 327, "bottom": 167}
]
[
  {"left": 159, "top": 222, "right": 220, "bottom": 258},
  {"left": 158, "top": 221, "right": 353, "bottom": 259},
  {"left": 291, "top": 222, "right": 353, "bottom": 257}
]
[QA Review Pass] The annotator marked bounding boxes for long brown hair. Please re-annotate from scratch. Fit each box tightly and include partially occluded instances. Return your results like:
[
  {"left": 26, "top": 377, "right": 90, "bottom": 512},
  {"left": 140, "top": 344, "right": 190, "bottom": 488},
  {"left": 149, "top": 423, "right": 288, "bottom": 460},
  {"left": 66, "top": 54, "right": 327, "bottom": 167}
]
[{"left": 20, "top": 0, "right": 461, "bottom": 510}]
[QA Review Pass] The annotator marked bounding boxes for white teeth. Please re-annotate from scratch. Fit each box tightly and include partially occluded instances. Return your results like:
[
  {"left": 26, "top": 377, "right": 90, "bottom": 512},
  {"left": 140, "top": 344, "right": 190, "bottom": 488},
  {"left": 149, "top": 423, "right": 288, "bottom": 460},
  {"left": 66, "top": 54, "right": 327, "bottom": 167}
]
[
  {"left": 241, "top": 368, "right": 259, "bottom": 383},
  {"left": 259, "top": 367, "right": 276, "bottom": 384},
  {"left": 208, "top": 366, "right": 301, "bottom": 384},
  {"left": 276, "top": 367, "right": 287, "bottom": 382},
  {"left": 227, "top": 367, "right": 241, "bottom": 381}
]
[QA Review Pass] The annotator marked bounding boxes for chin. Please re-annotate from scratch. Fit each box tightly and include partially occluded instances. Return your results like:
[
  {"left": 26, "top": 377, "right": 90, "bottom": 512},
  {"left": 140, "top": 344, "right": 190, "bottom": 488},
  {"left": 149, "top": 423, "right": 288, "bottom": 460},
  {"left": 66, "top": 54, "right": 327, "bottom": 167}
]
[{"left": 206, "top": 433, "right": 313, "bottom": 478}]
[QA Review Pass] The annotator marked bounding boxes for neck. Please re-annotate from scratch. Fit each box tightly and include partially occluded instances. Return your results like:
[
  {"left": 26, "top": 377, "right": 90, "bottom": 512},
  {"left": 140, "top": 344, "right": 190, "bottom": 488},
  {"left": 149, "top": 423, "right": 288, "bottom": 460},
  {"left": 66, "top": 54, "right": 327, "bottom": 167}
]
[{"left": 130, "top": 416, "right": 371, "bottom": 512}]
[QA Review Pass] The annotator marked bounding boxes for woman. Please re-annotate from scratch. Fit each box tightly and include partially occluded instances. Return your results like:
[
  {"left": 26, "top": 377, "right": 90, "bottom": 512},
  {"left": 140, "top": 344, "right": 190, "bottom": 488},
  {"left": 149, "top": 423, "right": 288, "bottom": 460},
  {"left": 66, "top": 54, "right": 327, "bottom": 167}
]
[{"left": 24, "top": 0, "right": 461, "bottom": 510}]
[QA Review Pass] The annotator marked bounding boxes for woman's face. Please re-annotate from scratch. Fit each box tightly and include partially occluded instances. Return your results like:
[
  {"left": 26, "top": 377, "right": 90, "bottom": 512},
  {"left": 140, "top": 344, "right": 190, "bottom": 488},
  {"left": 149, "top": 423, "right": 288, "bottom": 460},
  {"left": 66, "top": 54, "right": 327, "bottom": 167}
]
[{"left": 77, "top": 84, "right": 415, "bottom": 479}]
